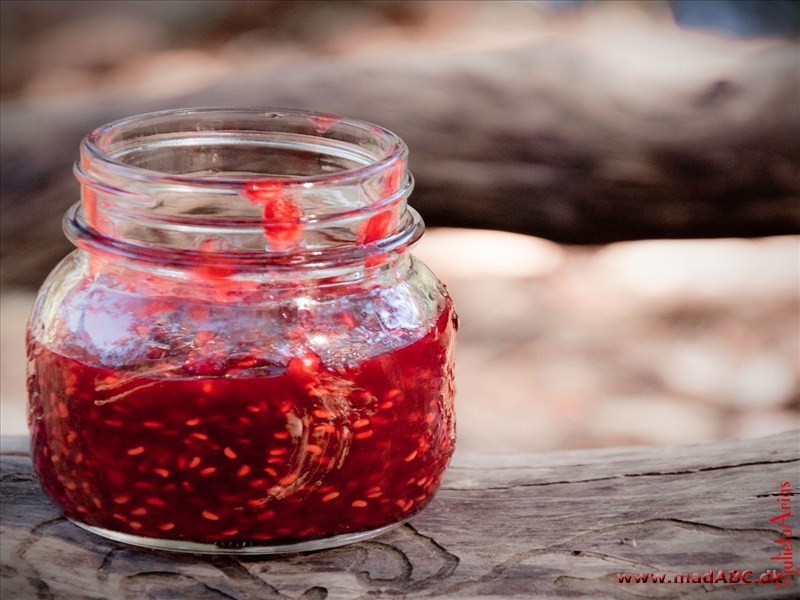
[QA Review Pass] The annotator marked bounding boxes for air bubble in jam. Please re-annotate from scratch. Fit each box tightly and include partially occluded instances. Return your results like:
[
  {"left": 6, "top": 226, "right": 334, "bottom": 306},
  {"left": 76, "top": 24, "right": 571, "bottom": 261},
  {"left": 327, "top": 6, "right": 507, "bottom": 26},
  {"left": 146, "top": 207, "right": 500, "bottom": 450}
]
[{"left": 27, "top": 300, "right": 456, "bottom": 546}]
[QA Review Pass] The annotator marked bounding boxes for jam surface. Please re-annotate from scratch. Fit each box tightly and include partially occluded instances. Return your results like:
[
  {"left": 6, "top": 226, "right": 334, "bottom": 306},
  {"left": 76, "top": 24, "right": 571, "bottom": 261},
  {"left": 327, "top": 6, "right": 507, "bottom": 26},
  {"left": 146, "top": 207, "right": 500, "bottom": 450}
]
[{"left": 28, "top": 301, "right": 456, "bottom": 545}]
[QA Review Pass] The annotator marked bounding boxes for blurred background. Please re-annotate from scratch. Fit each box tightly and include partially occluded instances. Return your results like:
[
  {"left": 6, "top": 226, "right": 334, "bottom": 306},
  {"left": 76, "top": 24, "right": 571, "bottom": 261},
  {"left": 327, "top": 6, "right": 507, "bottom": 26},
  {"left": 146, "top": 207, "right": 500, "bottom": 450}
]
[{"left": 1, "top": 0, "right": 798, "bottom": 452}]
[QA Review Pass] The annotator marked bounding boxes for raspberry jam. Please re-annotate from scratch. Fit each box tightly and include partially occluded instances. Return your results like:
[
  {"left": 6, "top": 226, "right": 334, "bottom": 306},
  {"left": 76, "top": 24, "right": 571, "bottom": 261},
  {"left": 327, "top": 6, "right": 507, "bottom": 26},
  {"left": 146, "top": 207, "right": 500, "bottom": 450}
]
[
  {"left": 28, "top": 300, "right": 455, "bottom": 549},
  {"left": 26, "top": 109, "right": 457, "bottom": 553}
]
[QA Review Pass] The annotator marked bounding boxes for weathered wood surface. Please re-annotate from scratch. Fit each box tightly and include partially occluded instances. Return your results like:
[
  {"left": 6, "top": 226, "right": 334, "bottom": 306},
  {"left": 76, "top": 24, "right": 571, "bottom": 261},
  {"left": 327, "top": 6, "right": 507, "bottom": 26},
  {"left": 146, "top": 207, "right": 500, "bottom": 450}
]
[
  {"left": 1, "top": 432, "right": 798, "bottom": 599},
  {"left": 2, "top": 39, "right": 799, "bottom": 287}
]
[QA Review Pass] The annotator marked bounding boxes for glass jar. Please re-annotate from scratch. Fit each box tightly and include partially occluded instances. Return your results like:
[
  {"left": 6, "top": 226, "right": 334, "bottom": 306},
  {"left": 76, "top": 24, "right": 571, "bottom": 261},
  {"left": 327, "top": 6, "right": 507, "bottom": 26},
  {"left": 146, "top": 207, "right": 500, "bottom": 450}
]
[{"left": 26, "top": 108, "right": 457, "bottom": 554}]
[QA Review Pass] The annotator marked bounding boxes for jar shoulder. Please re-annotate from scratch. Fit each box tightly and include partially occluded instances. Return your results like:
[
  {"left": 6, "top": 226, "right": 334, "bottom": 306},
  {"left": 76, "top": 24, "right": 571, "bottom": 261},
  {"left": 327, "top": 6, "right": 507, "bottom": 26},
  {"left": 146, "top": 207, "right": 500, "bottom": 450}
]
[{"left": 28, "top": 252, "right": 451, "bottom": 374}]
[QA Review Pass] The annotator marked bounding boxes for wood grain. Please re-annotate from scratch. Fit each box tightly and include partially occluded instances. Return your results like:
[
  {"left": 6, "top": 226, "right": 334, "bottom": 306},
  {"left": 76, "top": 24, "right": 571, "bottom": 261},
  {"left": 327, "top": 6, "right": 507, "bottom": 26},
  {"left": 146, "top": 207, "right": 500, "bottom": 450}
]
[{"left": 2, "top": 432, "right": 798, "bottom": 599}]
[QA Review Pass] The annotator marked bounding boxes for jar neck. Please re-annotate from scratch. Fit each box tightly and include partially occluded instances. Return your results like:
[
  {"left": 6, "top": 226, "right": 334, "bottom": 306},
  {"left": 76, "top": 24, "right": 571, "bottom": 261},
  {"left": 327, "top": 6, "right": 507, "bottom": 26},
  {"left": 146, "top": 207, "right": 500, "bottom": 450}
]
[
  {"left": 71, "top": 249, "right": 418, "bottom": 303},
  {"left": 68, "top": 108, "right": 423, "bottom": 276}
]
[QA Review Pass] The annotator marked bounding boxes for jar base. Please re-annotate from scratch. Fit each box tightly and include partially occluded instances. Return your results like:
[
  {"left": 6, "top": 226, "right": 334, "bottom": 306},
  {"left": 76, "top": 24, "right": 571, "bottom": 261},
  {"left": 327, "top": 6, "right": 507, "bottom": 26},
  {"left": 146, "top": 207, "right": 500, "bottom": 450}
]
[{"left": 70, "top": 519, "right": 407, "bottom": 555}]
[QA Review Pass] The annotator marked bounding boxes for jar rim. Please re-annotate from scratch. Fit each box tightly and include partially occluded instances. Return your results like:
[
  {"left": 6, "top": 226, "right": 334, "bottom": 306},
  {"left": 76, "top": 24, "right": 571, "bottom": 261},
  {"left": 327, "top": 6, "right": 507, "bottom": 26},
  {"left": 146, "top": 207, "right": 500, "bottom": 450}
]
[
  {"left": 81, "top": 107, "right": 408, "bottom": 188},
  {"left": 70, "top": 107, "right": 422, "bottom": 268}
]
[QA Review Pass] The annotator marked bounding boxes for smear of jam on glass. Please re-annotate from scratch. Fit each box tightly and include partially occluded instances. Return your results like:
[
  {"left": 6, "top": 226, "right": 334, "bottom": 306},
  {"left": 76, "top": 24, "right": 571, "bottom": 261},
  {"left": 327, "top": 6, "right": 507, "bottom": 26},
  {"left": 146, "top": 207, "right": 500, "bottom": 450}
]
[{"left": 243, "top": 180, "right": 304, "bottom": 252}]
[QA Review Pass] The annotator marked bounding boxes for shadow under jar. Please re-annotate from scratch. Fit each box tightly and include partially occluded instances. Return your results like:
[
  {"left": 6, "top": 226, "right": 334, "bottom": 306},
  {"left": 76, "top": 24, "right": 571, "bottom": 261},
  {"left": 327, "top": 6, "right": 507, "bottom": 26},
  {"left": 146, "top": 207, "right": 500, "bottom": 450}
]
[{"left": 26, "top": 108, "right": 457, "bottom": 554}]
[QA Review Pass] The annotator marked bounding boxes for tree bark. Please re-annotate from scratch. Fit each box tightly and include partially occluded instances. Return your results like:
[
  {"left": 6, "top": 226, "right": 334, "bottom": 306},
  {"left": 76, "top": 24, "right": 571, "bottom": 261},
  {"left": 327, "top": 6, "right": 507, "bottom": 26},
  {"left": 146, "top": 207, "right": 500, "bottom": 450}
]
[{"left": 2, "top": 40, "right": 799, "bottom": 287}]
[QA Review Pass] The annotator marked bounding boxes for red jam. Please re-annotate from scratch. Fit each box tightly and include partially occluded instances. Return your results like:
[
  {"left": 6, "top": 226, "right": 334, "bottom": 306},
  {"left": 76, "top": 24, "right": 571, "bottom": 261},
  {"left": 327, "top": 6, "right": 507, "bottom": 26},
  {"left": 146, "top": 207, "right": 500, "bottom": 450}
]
[
  {"left": 243, "top": 180, "right": 305, "bottom": 252},
  {"left": 27, "top": 301, "right": 456, "bottom": 546}
]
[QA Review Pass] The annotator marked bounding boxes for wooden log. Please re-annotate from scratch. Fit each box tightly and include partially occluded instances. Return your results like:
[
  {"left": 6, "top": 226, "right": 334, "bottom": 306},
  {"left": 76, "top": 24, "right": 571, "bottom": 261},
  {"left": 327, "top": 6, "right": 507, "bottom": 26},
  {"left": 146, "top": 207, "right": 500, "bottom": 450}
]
[
  {"left": 1, "top": 35, "right": 799, "bottom": 287},
  {"left": 2, "top": 431, "right": 798, "bottom": 599}
]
